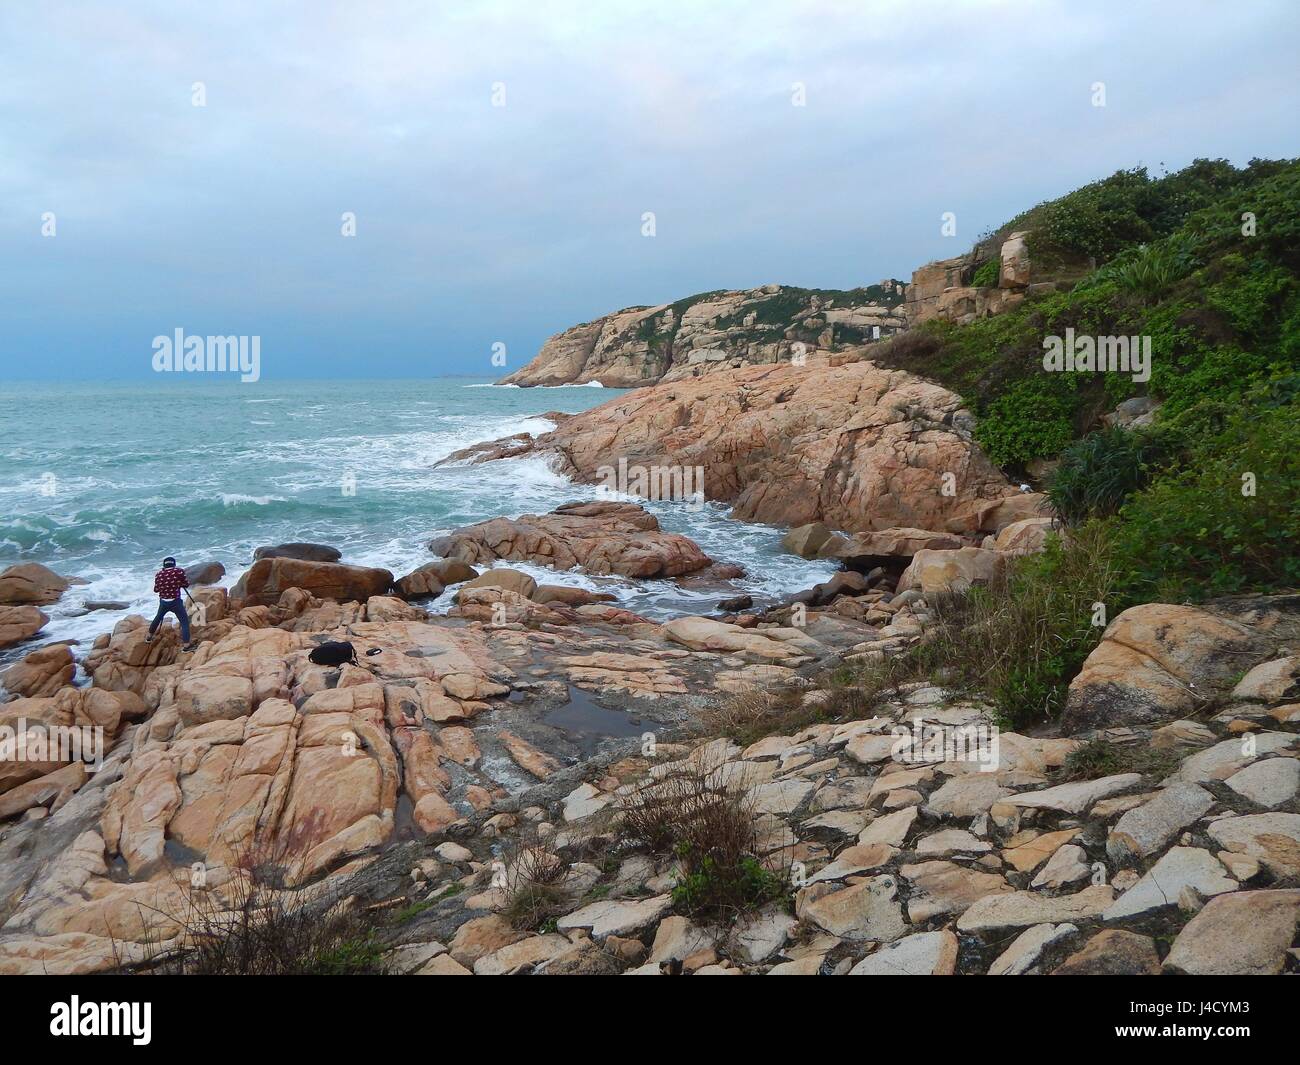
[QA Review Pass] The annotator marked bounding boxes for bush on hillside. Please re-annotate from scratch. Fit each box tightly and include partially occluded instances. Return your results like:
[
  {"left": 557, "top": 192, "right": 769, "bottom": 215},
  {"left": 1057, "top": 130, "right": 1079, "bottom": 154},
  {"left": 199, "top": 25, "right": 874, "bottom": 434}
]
[
  {"left": 1111, "top": 401, "right": 1300, "bottom": 601},
  {"left": 1047, "top": 426, "right": 1174, "bottom": 524},
  {"left": 974, "top": 377, "right": 1077, "bottom": 468}
]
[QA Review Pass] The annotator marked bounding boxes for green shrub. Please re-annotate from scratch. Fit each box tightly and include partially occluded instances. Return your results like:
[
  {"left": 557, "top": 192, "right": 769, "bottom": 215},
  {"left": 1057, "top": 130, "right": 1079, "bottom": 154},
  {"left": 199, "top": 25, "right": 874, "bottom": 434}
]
[
  {"left": 670, "top": 851, "right": 786, "bottom": 917},
  {"left": 1112, "top": 401, "right": 1300, "bottom": 600},
  {"left": 619, "top": 756, "right": 789, "bottom": 920},
  {"left": 1081, "top": 233, "right": 1199, "bottom": 296},
  {"left": 972, "top": 258, "right": 1000, "bottom": 288},
  {"left": 974, "top": 379, "right": 1077, "bottom": 468},
  {"left": 1004, "top": 158, "right": 1270, "bottom": 264},
  {"left": 1048, "top": 426, "right": 1174, "bottom": 524}
]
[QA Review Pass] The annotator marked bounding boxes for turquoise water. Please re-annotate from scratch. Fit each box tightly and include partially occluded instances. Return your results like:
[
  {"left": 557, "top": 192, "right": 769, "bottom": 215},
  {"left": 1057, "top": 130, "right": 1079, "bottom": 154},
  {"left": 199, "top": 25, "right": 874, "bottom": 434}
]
[{"left": 0, "top": 377, "right": 837, "bottom": 659}]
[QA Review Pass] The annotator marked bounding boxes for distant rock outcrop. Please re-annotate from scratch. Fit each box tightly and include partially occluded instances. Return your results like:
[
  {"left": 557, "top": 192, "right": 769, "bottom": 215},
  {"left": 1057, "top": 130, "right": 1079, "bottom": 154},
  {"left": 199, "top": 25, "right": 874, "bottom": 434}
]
[
  {"left": 499, "top": 226, "right": 1097, "bottom": 388},
  {"left": 499, "top": 283, "right": 906, "bottom": 388}
]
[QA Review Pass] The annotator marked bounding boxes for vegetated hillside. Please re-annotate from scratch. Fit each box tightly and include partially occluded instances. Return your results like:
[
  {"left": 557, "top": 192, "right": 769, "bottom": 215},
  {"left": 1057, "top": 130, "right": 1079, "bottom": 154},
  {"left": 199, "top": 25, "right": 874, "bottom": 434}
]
[
  {"left": 862, "top": 157, "right": 1300, "bottom": 725},
  {"left": 872, "top": 157, "right": 1299, "bottom": 469}
]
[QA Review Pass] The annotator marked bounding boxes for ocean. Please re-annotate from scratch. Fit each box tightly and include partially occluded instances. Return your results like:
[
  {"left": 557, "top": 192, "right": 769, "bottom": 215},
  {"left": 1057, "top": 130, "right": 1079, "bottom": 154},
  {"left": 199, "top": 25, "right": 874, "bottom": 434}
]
[{"left": 0, "top": 377, "right": 837, "bottom": 665}]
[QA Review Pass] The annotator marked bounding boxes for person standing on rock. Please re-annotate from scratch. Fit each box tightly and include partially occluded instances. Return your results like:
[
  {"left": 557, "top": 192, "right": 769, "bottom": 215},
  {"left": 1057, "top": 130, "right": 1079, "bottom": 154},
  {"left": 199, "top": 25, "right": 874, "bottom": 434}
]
[{"left": 145, "top": 556, "right": 197, "bottom": 651}]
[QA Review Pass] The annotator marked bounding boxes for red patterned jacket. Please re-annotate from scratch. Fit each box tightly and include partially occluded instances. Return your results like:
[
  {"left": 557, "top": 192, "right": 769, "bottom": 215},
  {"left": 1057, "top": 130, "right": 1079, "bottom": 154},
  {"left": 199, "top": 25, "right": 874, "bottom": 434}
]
[{"left": 153, "top": 567, "right": 189, "bottom": 601}]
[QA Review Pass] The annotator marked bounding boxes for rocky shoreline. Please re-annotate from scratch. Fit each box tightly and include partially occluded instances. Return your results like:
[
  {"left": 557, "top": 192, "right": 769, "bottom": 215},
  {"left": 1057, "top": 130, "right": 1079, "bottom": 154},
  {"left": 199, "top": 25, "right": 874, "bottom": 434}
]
[{"left": 2, "top": 446, "right": 1297, "bottom": 975}]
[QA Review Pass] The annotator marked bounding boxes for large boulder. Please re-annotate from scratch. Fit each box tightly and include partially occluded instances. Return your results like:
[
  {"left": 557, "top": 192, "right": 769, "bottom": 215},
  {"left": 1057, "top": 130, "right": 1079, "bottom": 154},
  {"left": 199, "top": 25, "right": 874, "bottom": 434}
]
[
  {"left": 430, "top": 502, "right": 711, "bottom": 579},
  {"left": 82, "top": 616, "right": 180, "bottom": 693},
  {"left": 458, "top": 359, "right": 1020, "bottom": 535},
  {"left": 184, "top": 561, "right": 225, "bottom": 585},
  {"left": 820, "top": 527, "right": 964, "bottom": 565},
  {"left": 456, "top": 569, "right": 538, "bottom": 601},
  {"left": 782, "top": 523, "right": 833, "bottom": 559},
  {"left": 998, "top": 231, "right": 1032, "bottom": 288},
  {"left": 252, "top": 543, "right": 342, "bottom": 564},
  {"left": 898, "top": 547, "right": 1006, "bottom": 595},
  {"left": 0, "top": 606, "right": 48, "bottom": 649},
  {"left": 1064, "top": 603, "right": 1274, "bottom": 731},
  {"left": 231, "top": 558, "right": 393, "bottom": 608},
  {"left": 395, "top": 564, "right": 446, "bottom": 601},
  {"left": 1, "top": 644, "right": 75, "bottom": 699},
  {"left": 0, "top": 564, "right": 73, "bottom": 606},
  {"left": 973, "top": 493, "right": 1048, "bottom": 534},
  {"left": 984, "top": 517, "right": 1053, "bottom": 555}
]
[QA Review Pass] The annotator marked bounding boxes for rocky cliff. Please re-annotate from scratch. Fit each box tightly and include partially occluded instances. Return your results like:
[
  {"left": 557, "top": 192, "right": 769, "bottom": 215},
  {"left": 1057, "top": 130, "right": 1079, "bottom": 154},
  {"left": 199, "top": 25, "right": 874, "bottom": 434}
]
[
  {"left": 500, "top": 223, "right": 1100, "bottom": 388},
  {"left": 468, "top": 353, "right": 1023, "bottom": 534},
  {"left": 499, "top": 283, "right": 907, "bottom": 388}
]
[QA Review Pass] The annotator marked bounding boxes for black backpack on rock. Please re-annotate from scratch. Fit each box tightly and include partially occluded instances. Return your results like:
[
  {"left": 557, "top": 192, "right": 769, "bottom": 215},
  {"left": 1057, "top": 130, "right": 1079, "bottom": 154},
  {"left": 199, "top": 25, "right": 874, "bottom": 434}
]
[{"left": 308, "top": 640, "right": 359, "bottom": 667}]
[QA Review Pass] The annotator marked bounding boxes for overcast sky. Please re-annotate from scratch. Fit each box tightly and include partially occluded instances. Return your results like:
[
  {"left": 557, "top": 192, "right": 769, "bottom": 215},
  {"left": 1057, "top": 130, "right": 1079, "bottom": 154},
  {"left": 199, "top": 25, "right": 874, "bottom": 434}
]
[{"left": 2, "top": 0, "right": 1297, "bottom": 381}]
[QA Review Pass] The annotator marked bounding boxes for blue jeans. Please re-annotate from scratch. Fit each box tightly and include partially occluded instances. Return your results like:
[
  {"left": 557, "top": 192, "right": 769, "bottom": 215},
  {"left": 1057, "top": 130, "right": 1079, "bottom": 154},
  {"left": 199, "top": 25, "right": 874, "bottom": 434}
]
[{"left": 149, "top": 598, "right": 190, "bottom": 642}]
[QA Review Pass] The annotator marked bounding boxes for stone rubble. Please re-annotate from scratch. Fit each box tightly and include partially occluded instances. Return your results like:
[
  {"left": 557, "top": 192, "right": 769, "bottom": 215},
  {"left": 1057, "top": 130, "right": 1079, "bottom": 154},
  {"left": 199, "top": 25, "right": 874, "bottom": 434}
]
[{"left": 2, "top": 532, "right": 1298, "bottom": 978}]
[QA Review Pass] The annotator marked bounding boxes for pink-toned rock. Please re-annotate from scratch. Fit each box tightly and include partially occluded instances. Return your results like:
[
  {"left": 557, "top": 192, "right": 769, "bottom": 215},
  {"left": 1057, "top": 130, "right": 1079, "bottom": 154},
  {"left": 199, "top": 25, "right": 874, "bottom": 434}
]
[
  {"left": 0, "top": 563, "right": 73, "bottom": 605},
  {"left": 462, "top": 359, "right": 1018, "bottom": 534},
  {"left": 498, "top": 730, "right": 560, "bottom": 780},
  {"left": 2, "top": 643, "right": 75, "bottom": 697},
  {"left": 0, "top": 761, "right": 88, "bottom": 820},
  {"left": 0, "top": 606, "right": 48, "bottom": 649},
  {"left": 231, "top": 558, "right": 394, "bottom": 608},
  {"left": 898, "top": 546, "right": 1007, "bottom": 594},
  {"left": 821, "top": 527, "right": 965, "bottom": 562},
  {"left": 986, "top": 517, "right": 1054, "bottom": 555},
  {"left": 432, "top": 502, "right": 711, "bottom": 579},
  {"left": 83, "top": 617, "right": 180, "bottom": 693},
  {"left": 1065, "top": 603, "right": 1273, "bottom": 730}
]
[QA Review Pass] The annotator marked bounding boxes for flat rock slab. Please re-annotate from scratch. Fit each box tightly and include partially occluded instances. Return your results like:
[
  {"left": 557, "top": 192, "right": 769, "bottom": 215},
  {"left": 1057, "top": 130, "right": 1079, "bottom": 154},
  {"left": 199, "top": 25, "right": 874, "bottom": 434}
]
[
  {"left": 957, "top": 885, "right": 1115, "bottom": 934},
  {"left": 848, "top": 930, "right": 958, "bottom": 975},
  {"left": 556, "top": 894, "right": 673, "bottom": 940},
  {"left": 1107, "top": 782, "right": 1214, "bottom": 862},
  {"left": 1007, "top": 773, "right": 1142, "bottom": 815},
  {"left": 989, "top": 923, "right": 1077, "bottom": 976},
  {"left": 923, "top": 776, "right": 1012, "bottom": 819},
  {"left": 726, "top": 905, "right": 797, "bottom": 964},
  {"left": 1002, "top": 828, "right": 1078, "bottom": 874},
  {"left": 1171, "top": 733, "right": 1297, "bottom": 783},
  {"left": 807, "top": 842, "right": 896, "bottom": 884},
  {"left": 1163, "top": 889, "right": 1300, "bottom": 975},
  {"left": 857, "top": 806, "right": 918, "bottom": 847},
  {"left": 913, "top": 828, "right": 992, "bottom": 858},
  {"left": 1031, "top": 844, "right": 1091, "bottom": 890},
  {"left": 1052, "top": 929, "right": 1161, "bottom": 975},
  {"left": 900, "top": 860, "right": 1012, "bottom": 922},
  {"left": 1102, "top": 847, "right": 1237, "bottom": 921},
  {"left": 1206, "top": 812, "right": 1300, "bottom": 877},
  {"left": 801, "top": 875, "right": 907, "bottom": 942},
  {"left": 1223, "top": 758, "right": 1300, "bottom": 808}
]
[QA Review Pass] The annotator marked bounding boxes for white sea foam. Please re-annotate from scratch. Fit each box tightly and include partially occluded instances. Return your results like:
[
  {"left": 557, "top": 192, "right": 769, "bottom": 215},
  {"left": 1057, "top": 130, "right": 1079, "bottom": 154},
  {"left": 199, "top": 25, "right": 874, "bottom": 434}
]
[{"left": 0, "top": 380, "right": 838, "bottom": 674}]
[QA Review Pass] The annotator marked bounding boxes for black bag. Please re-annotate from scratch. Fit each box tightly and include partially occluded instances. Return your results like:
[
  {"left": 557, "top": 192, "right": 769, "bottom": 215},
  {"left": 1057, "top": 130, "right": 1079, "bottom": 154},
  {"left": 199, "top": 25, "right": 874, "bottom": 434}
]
[{"left": 308, "top": 640, "right": 359, "bottom": 667}]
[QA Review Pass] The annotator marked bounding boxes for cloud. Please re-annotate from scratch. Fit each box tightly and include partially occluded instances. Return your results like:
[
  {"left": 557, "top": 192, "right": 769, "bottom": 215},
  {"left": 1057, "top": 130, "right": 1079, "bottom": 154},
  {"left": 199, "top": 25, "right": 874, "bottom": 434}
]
[{"left": 0, "top": 0, "right": 1297, "bottom": 378}]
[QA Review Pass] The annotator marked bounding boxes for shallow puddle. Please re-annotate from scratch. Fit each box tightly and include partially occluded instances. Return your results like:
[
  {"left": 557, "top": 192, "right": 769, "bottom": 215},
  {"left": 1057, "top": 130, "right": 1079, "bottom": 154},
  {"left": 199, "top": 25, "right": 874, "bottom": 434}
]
[{"left": 541, "top": 686, "right": 645, "bottom": 756}]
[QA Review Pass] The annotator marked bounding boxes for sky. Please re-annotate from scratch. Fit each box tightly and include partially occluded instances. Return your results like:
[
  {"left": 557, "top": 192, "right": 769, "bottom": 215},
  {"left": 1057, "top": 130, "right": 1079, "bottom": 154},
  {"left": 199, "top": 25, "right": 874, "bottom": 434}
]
[{"left": 1, "top": 0, "right": 1297, "bottom": 381}]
